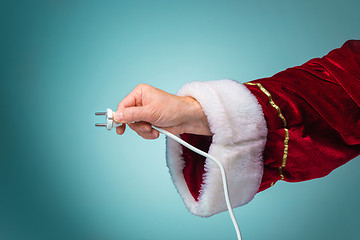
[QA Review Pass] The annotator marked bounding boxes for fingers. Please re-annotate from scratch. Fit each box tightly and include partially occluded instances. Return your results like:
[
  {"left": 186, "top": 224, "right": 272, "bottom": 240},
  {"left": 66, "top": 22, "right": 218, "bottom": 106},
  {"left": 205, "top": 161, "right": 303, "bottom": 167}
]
[
  {"left": 128, "top": 122, "right": 159, "bottom": 140},
  {"left": 114, "top": 84, "right": 156, "bottom": 124},
  {"left": 115, "top": 122, "right": 159, "bottom": 139},
  {"left": 114, "top": 85, "right": 143, "bottom": 123},
  {"left": 117, "top": 84, "right": 144, "bottom": 110},
  {"left": 116, "top": 123, "right": 126, "bottom": 135},
  {"left": 114, "top": 106, "right": 152, "bottom": 124},
  {"left": 114, "top": 83, "right": 162, "bottom": 139}
]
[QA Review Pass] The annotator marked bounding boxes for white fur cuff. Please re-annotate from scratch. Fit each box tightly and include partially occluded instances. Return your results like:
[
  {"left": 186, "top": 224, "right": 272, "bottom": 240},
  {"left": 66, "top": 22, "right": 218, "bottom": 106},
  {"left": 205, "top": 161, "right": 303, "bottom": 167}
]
[{"left": 166, "top": 79, "right": 268, "bottom": 217}]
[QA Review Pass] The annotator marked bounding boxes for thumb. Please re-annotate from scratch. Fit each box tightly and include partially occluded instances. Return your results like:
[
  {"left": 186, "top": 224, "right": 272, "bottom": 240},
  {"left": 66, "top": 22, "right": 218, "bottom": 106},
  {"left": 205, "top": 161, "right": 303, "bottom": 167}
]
[{"left": 114, "top": 106, "right": 151, "bottom": 123}]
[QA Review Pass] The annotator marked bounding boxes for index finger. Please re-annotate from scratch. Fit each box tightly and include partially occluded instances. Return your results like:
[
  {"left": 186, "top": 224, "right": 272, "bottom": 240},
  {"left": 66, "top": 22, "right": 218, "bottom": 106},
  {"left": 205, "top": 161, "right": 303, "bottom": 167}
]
[{"left": 117, "top": 85, "right": 144, "bottom": 111}]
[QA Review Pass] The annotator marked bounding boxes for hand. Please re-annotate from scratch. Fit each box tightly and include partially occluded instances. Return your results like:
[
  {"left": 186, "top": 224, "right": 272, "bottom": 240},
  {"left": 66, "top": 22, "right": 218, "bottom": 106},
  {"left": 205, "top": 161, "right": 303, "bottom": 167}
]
[{"left": 114, "top": 84, "right": 213, "bottom": 139}]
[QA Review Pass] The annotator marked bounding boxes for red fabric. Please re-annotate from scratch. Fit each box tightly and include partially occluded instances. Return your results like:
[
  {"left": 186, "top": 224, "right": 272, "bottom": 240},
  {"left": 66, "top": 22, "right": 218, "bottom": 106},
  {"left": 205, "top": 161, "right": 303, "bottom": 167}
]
[
  {"left": 181, "top": 40, "right": 360, "bottom": 201},
  {"left": 247, "top": 40, "right": 360, "bottom": 191},
  {"left": 181, "top": 133, "right": 212, "bottom": 201}
]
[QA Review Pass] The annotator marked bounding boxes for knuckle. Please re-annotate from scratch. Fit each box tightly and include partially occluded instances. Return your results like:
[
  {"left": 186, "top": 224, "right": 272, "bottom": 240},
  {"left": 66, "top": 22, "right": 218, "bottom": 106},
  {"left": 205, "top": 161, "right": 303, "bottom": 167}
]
[{"left": 136, "top": 83, "right": 149, "bottom": 90}]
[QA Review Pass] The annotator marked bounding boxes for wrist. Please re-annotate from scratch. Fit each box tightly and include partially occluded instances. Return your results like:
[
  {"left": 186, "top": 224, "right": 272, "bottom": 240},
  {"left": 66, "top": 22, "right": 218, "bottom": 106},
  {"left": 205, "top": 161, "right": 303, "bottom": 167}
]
[{"left": 182, "top": 96, "right": 213, "bottom": 136}]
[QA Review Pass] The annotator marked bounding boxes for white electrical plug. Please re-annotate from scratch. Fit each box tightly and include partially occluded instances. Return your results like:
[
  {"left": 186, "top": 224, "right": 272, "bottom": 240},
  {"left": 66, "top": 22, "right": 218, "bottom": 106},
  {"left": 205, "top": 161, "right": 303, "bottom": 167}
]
[{"left": 95, "top": 108, "right": 122, "bottom": 131}]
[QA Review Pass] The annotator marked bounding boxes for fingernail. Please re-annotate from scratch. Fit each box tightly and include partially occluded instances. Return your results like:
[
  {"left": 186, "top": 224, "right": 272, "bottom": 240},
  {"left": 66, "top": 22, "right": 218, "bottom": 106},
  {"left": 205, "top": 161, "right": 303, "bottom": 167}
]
[{"left": 114, "top": 112, "right": 123, "bottom": 122}]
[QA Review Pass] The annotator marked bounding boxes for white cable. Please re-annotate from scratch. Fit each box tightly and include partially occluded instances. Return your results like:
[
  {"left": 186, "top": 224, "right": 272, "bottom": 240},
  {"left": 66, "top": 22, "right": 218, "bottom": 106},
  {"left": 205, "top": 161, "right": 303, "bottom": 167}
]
[
  {"left": 151, "top": 125, "right": 242, "bottom": 240},
  {"left": 95, "top": 109, "right": 242, "bottom": 239}
]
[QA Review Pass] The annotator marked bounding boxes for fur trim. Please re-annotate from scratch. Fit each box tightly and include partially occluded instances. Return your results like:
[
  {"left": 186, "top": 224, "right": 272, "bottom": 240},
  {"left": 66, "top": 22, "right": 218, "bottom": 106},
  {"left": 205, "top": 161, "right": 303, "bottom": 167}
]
[{"left": 166, "top": 80, "right": 268, "bottom": 217}]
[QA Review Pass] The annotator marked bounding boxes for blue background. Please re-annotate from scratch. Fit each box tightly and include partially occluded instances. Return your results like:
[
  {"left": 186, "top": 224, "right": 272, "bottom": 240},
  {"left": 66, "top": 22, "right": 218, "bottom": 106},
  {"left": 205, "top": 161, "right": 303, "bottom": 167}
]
[{"left": 1, "top": 0, "right": 360, "bottom": 239}]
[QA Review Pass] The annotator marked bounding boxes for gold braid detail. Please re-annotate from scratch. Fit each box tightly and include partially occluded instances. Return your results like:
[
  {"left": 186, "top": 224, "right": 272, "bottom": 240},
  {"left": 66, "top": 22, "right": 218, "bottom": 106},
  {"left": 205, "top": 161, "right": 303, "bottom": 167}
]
[{"left": 245, "top": 82, "right": 289, "bottom": 183}]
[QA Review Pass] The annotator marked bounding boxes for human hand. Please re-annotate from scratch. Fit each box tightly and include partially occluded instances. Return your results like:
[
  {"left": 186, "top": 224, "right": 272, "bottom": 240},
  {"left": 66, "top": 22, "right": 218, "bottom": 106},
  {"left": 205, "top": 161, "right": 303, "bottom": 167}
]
[{"left": 114, "top": 84, "right": 213, "bottom": 139}]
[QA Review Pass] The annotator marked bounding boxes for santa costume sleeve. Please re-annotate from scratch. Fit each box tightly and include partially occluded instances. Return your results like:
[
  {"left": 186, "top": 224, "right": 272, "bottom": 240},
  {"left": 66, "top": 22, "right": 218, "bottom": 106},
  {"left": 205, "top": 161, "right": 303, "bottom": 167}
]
[{"left": 166, "top": 40, "right": 360, "bottom": 217}]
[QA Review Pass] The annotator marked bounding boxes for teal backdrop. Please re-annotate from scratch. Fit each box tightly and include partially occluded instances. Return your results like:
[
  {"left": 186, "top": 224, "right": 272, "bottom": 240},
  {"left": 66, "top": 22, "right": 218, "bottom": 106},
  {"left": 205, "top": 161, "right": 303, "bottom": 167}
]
[{"left": 1, "top": 1, "right": 360, "bottom": 239}]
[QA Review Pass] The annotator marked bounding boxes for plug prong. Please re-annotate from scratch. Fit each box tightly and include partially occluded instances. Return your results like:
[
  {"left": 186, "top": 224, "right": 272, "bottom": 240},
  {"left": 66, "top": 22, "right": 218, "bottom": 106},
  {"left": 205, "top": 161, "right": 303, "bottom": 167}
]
[
  {"left": 95, "top": 112, "right": 106, "bottom": 116},
  {"left": 95, "top": 123, "right": 107, "bottom": 127}
]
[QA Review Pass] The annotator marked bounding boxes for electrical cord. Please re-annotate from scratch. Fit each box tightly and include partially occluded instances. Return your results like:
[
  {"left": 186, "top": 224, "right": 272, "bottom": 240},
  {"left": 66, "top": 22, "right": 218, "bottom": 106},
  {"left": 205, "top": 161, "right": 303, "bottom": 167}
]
[
  {"left": 152, "top": 125, "right": 242, "bottom": 240},
  {"left": 96, "top": 109, "right": 242, "bottom": 240}
]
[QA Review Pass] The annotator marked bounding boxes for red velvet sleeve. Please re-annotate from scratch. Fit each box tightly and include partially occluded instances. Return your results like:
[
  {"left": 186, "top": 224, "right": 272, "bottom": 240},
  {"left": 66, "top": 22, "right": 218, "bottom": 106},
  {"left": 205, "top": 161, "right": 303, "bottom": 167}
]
[{"left": 245, "top": 40, "right": 360, "bottom": 191}]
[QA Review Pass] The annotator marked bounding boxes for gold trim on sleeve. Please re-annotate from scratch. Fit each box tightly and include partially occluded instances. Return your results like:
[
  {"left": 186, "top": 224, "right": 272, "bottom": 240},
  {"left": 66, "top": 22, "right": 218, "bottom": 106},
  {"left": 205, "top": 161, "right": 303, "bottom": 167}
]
[{"left": 245, "top": 82, "right": 289, "bottom": 184}]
